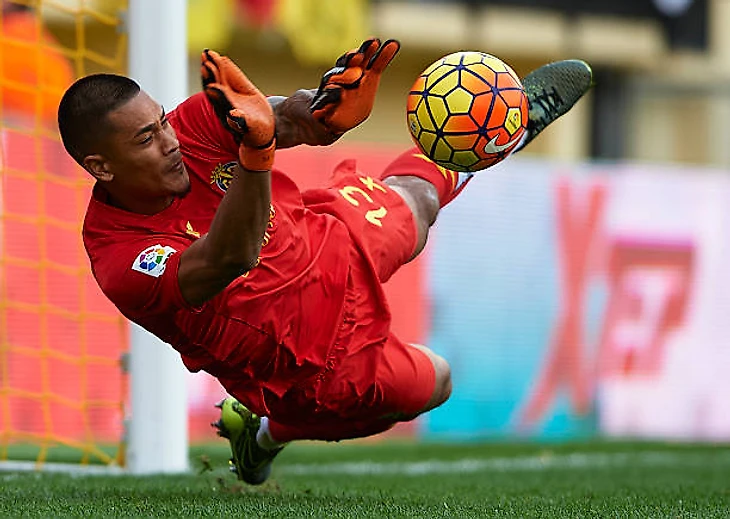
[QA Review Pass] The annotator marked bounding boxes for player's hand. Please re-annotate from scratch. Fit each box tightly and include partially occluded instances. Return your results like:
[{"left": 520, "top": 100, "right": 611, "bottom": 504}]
[
  {"left": 201, "top": 49, "right": 275, "bottom": 172},
  {"left": 310, "top": 38, "right": 400, "bottom": 135}
]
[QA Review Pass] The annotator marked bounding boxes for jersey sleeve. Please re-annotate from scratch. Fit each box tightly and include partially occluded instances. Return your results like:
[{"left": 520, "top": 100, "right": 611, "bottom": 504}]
[
  {"left": 91, "top": 237, "right": 195, "bottom": 320},
  {"left": 169, "top": 92, "right": 240, "bottom": 158}
]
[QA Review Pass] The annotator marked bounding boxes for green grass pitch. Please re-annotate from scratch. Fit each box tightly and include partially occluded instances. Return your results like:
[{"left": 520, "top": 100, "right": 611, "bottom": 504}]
[{"left": 1, "top": 441, "right": 729, "bottom": 518}]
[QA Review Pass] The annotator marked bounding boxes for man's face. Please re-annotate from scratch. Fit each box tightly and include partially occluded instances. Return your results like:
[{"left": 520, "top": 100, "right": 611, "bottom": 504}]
[{"left": 99, "top": 90, "right": 190, "bottom": 200}]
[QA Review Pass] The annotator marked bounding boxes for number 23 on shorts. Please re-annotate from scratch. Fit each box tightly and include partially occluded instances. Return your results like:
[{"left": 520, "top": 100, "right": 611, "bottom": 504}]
[{"left": 338, "top": 175, "right": 388, "bottom": 227}]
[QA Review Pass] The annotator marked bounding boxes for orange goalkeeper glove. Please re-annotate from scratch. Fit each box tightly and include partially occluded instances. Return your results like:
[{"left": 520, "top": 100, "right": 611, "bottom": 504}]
[
  {"left": 310, "top": 38, "right": 400, "bottom": 135},
  {"left": 201, "top": 49, "right": 275, "bottom": 172}
]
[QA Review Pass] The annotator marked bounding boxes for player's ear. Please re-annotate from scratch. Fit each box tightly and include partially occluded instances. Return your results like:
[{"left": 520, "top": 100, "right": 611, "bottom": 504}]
[{"left": 83, "top": 154, "right": 114, "bottom": 182}]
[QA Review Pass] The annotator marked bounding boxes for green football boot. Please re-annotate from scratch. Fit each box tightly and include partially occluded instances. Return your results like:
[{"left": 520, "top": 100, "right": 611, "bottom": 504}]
[
  {"left": 211, "top": 397, "right": 284, "bottom": 485},
  {"left": 516, "top": 59, "right": 594, "bottom": 151}
]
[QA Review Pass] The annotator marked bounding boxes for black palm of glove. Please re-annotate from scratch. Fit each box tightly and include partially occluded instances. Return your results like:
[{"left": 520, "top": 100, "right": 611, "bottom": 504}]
[{"left": 310, "top": 38, "right": 400, "bottom": 135}]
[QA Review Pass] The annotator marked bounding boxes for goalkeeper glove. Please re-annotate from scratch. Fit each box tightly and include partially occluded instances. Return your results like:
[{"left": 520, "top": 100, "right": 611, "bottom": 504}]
[
  {"left": 201, "top": 49, "right": 275, "bottom": 172},
  {"left": 310, "top": 38, "right": 400, "bottom": 135}
]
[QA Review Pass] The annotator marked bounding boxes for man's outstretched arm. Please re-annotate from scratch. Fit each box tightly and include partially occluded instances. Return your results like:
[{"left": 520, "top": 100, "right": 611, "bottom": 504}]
[
  {"left": 269, "top": 89, "right": 340, "bottom": 149},
  {"left": 271, "top": 37, "right": 400, "bottom": 149},
  {"left": 178, "top": 50, "right": 275, "bottom": 307}
]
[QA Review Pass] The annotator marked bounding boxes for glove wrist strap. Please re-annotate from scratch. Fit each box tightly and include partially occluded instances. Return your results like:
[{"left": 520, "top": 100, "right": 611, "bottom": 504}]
[{"left": 239, "top": 139, "right": 276, "bottom": 172}]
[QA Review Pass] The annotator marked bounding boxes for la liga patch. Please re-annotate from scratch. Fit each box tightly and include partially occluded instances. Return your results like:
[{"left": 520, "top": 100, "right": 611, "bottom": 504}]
[{"left": 132, "top": 245, "right": 177, "bottom": 277}]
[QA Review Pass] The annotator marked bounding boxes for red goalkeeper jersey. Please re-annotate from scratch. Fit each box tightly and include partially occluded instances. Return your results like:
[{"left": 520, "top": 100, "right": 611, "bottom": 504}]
[{"left": 83, "top": 93, "right": 358, "bottom": 414}]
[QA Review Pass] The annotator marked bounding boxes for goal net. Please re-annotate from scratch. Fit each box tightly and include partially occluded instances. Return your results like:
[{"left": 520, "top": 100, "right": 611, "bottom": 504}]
[{"left": 0, "top": 0, "right": 129, "bottom": 471}]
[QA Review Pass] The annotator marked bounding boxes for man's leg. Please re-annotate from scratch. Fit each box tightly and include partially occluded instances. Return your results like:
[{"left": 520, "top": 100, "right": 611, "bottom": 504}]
[
  {"left": 381, "top": 162, "right": 442, "bottom": 260},
  {"left": 406, "top": 343, "right": 452, "bottom": 416},
  {"left": 212, "top": 338, "right": 452, "bottom": 486}
]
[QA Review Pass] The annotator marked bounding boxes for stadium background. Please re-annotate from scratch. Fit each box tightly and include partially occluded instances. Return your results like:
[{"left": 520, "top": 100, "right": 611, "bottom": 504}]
[{"left": 1, "top": 0, "right": 729, "bottom": 464}]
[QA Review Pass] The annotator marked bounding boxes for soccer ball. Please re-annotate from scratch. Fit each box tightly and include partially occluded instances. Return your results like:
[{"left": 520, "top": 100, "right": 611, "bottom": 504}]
[{"left": 406, "top": 51, "right": 528, "bottom": 172}]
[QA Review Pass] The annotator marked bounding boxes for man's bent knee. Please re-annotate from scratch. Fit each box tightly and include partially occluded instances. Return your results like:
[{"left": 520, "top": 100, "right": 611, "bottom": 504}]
[
  {"left": 384, "top": 176, "right": 440, "bottom": 258},
  {"left": 410, "top": 343, "right": 452, "bottom": 415},
  {"left": 384, "top": 175, "right": 440, "bottom": 227}
]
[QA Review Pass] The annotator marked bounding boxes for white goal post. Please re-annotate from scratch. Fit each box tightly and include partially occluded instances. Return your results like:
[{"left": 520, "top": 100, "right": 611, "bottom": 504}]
[
  {"left": 0, "top": 0, "right": 190, "bottom": 476},
  {"left": 126, "top": 0, "right": 190, "bottom": 475}
]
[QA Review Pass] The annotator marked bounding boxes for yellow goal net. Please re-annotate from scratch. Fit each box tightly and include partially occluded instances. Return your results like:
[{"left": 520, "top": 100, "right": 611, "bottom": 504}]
[{"left": 0, "top": 0, "right": 128, "bottom": 470}]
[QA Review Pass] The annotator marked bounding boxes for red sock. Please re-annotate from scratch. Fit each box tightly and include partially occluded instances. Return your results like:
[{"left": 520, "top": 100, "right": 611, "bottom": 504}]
[{"left": 381, "top": 147, "right": 473, "bottom": 207}]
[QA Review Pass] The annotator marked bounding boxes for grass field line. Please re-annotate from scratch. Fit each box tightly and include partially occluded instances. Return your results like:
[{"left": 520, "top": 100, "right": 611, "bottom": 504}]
[{"left": 279, "top": 450, "right": 730, "bottom": 477}]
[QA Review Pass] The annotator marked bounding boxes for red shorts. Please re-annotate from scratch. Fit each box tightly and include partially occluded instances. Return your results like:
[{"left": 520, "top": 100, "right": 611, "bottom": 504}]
[
  {"left": 264, "top": 158, "right": 435, "bottom": 442},
  {"left": 267, "top": 332, "right": 436, "bottom": 443},
  {"left": 302, "top": 157, "right": 417, "bottom": 283}
]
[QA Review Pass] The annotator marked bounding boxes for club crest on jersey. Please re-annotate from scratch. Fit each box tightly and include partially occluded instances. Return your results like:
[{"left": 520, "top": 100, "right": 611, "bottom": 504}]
[
  {"left": 210, "top": 162, "right": 237, "bottom": 192},
  {"left": 131, "top": 245, "right": 177, "bottom": 278}
]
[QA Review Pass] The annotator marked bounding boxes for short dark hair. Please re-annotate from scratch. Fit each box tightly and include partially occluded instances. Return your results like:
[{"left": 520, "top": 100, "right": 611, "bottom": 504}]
[{"left": 57, "top": 73, "right": 141, "bottom": 165}]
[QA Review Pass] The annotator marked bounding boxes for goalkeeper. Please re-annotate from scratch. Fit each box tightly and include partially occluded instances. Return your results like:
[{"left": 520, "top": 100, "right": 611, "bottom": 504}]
[{"left": 58, "top": 39, "right": 592, "bottom": 485}]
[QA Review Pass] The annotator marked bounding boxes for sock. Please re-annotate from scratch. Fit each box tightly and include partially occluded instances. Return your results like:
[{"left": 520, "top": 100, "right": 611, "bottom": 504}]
[
  {"left": 256, "top": 416, "right": 284, "bottom": 451},
  {"left": 381, "top": 147, "right": 474, "bottom": 208}
]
